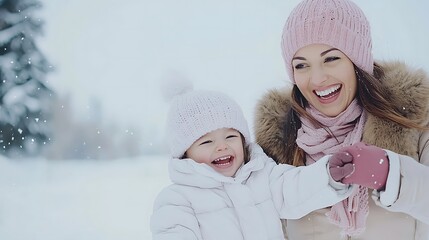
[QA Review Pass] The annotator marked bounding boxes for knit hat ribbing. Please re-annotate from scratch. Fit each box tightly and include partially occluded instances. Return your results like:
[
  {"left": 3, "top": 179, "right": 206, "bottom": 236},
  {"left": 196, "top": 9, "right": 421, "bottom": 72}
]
[
  {"left": 282, "top": 0, "right": 373, "bottom": 83},
  {"left": 164, "top": 80, "right": 250, "bottom": 159}
]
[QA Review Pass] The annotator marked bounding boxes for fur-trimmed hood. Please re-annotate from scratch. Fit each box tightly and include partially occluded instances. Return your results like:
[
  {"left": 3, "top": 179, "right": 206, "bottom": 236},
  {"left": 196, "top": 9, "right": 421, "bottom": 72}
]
[{"left": 254, "top": 61, "right": 429, "bottom": 163}]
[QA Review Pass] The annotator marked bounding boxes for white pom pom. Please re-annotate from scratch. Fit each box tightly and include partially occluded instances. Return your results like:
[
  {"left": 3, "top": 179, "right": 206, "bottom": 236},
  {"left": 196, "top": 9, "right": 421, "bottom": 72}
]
[{"left": 160, "top": 71, "right": 193, "bottom": 102}]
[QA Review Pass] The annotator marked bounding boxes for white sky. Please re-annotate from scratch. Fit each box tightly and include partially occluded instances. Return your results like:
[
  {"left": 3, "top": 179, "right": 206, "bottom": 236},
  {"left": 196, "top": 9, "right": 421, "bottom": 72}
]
[{"left": 38, "top": 0, "right": 429, "bottom": 147}]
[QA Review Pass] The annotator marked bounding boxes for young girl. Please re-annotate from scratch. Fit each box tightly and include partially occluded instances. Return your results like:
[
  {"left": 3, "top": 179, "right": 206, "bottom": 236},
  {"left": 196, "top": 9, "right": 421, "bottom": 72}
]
[{"left": 150, "top": 80, "right": 386, "bottom": 239}]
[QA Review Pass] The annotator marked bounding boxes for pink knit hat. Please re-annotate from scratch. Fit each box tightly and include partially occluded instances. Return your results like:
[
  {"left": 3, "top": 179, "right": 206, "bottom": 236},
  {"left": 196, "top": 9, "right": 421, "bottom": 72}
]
[{"left": 282, "top": 0, "right": 373, "bottom": 83}]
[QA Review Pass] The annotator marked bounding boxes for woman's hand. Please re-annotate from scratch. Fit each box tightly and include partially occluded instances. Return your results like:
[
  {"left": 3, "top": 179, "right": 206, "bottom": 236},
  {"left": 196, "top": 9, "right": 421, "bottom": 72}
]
[{"left": 332, "top": 142, "right": 389, "bottom": 190}]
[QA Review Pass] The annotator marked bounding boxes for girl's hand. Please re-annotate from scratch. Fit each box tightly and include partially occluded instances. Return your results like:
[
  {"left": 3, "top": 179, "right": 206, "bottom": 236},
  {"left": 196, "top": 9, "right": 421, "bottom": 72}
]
[{"left": 329, "top": 152, "right": 354, "bottom": 182}]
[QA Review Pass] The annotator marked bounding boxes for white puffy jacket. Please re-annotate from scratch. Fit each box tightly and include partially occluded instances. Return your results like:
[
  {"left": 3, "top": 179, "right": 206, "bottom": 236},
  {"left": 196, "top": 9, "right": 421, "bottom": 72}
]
[{"left": 150, "top": 144, "right": 354, "bottom": 240}]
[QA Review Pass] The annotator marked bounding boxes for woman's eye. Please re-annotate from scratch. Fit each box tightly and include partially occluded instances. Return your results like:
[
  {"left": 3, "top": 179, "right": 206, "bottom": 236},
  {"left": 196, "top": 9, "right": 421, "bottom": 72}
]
[
  {"left": 325, "top": 56, "right": 340, "bottom": 62},
  {"left": 294, "top": 63, "right": 306, "bottom": 70}
]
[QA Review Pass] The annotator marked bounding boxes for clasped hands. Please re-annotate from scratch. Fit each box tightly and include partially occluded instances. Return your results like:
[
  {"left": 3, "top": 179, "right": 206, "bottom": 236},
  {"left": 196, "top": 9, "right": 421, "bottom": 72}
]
[{"left": 328, "top": 142, "right": 389, "bottom": 191}]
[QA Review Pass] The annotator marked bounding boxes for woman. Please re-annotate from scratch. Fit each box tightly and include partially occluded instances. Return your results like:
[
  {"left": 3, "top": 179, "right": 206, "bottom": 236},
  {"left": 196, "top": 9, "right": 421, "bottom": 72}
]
[{"left": 254, "top": 0, "right": 429, "bottom": 239}]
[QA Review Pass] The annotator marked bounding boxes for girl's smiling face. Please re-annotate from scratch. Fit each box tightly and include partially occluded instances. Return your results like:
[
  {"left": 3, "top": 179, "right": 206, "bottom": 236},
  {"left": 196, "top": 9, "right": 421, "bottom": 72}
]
[
  {"left": 292, "top": 44, "right": 357, "bottom": 117},
  {"left": 185, "top": 128, "right": 244, "bottom": 177}
]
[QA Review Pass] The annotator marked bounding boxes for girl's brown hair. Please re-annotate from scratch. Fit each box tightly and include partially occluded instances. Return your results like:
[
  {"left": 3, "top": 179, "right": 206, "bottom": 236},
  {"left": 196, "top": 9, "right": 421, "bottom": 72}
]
[
  {"left": 283, "top": 63, "right": 427, "bottom": 167},
  {"left": 242, "top": 134, "right": 251, "bottom": 163}
]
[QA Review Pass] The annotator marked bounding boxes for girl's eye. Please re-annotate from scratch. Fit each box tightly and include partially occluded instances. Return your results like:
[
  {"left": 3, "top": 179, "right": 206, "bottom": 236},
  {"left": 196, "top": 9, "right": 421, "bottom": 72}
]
[
  {"left": 199, "top": 140, "right": 212, "bottom": 145},
  {"left": 325, "top": 56, "right": 340, "bottom": 62},
  {"left": 226, "top": 135, "right": 238, "bottom": 139},
  {"left": 294, "top": 63, "right": 306, "bottom": 70}
]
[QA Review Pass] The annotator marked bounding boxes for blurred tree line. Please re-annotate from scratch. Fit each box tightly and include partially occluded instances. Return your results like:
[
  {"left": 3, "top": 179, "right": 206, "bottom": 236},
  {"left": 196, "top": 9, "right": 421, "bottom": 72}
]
[
  {"left": 45, "top": 95, "right": 145, "bottom": 160},
  {"left": 0, "top": 0, "right": 156, "bottom": 159}
]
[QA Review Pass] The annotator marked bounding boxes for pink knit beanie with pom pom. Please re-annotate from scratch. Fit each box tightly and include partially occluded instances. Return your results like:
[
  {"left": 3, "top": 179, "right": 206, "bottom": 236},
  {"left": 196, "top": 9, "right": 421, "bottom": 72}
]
[
  {"left": 282, "top": 0, "right": 374, "bottom": 83},
  {"left": 162, "top": 78, "right": 250, "bottom": 159}
]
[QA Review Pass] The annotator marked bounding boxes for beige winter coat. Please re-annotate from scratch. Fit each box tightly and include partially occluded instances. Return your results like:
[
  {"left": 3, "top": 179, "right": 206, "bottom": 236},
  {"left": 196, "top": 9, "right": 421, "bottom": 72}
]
[{"left": 254, "top": 61, "right": 429, "bottom": 240}]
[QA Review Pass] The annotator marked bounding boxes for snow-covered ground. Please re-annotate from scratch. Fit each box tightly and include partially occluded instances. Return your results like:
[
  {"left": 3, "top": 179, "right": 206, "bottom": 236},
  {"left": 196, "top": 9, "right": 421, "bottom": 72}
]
[{"left": 0, "top": 155, "right": 170, "bottom": 240}]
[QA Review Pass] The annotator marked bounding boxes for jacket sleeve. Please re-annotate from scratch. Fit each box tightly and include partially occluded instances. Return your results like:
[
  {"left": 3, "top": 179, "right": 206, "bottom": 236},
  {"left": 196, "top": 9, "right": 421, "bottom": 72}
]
[
  {"left": 150, "top": 187, "right": 202, "bottom": 240},
  {"left": 372, "top": 130, "right": 429, "bottom": 225},
  {"left": 269, "top": 155, "right": 355, "bottom": 219}
]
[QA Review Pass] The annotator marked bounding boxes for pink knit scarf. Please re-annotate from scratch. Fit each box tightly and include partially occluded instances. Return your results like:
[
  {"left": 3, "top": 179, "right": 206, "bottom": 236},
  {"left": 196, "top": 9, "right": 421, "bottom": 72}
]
[{"left": 296, "top": 100, "right": 368, "bottom": 237}]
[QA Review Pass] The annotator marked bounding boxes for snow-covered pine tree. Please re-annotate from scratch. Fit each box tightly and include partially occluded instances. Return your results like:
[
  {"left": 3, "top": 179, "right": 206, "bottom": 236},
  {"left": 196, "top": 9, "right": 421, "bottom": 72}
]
[{"left": 0, "top": 0, "right": 54, "bottom": 157}]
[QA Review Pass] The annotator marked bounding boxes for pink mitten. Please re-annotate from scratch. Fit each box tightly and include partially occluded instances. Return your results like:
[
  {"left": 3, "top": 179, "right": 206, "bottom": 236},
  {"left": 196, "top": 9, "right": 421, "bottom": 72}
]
[
  {"left": 329, "top": 152, "right": 355, "bottom": 181},
  {"left": 341, "top": 142, "right": 389, "bottom": 190}
]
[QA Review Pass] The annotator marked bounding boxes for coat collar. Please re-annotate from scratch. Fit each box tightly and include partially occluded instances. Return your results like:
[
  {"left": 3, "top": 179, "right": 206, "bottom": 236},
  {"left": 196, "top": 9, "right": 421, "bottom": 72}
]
[{"left": 168, "top": 143, "right": 268, "bottom": 188}]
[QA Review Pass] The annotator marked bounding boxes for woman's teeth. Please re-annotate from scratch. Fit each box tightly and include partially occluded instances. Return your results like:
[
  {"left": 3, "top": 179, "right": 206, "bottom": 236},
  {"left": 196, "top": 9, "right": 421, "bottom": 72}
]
[{"left": 315, "top": 85, "right": 340, "bottom": 97}]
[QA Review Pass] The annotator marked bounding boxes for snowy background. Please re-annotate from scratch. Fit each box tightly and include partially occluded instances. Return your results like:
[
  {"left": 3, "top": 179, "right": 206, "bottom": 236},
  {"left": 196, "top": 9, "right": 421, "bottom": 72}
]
[
  {"left": 1, "top": 0, "right": 429, "bottom": 239},
  {"left": 0, "top": 154, "right": 169, "bottom": 239}
]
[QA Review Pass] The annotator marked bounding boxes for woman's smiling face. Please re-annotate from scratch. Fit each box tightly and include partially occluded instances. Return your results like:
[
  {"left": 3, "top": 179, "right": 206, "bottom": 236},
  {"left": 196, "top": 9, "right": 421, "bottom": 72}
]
[{"left": 292, "top": 44, "right": 357, "bottom": 117}]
